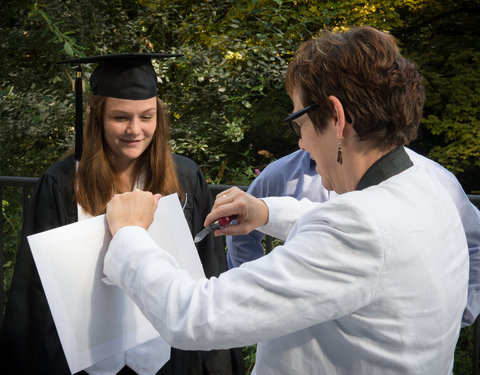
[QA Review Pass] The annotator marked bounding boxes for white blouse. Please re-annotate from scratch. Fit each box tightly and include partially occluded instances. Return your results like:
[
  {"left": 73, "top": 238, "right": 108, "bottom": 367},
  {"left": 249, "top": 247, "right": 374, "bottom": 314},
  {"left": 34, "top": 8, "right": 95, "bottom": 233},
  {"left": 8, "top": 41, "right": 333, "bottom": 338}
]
[{"left": 105, "top": 165, "right": 468, "bottom": 374}]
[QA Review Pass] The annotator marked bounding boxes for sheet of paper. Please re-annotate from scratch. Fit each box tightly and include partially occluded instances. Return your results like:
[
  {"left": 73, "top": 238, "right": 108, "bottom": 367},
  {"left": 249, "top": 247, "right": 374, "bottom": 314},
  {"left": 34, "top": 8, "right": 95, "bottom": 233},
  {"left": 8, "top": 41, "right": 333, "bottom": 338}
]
[{"left": 28, "top": 193, "right": 205, "bottom": 374}]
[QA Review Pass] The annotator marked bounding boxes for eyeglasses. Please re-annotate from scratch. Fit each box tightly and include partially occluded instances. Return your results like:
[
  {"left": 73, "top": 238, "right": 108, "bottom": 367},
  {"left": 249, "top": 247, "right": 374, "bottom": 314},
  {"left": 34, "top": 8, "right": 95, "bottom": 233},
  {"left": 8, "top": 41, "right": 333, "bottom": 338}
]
[{"left": 284, "top": 103, "right": 319, "bottom": 138}]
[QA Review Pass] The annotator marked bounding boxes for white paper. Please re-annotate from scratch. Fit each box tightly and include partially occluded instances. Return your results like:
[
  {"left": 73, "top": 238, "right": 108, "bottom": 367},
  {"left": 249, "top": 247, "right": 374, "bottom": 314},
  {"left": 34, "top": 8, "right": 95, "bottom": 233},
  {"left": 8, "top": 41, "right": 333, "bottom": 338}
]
[{"left": 28, "top": 194, "right": 205, "bottom": 374}]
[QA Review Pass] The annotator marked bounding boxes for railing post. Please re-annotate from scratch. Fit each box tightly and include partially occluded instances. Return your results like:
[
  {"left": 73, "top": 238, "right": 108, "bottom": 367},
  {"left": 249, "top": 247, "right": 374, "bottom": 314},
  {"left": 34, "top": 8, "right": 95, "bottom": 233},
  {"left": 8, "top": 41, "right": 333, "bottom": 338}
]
[
  {"left": 0, "top": 186, "right": 3, "bottom": 328},
  {"left": 0, "top": 177, "right": 37, "bottom": 320},
  {"left": 22, "top": 186, "right": 30, "bottom": 219},
  {"left": 474, "top": 318, "right": 480, "bottom": 375}
]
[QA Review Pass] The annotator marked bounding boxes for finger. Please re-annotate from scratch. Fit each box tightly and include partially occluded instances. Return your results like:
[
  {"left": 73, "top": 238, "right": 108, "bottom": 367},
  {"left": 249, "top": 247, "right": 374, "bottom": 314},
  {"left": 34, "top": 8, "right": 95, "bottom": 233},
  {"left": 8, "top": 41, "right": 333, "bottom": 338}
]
[
  {"left": 204, "top": 206, "right": 227, "bottom": 227},
  {"left": 153, "top": 195, "right": 161, "bottom": 212},
  {"left": 215, "top": 186, "right": 237, "bottom": 199},
  {"left": 214, "top": 222, "right": 251, "bottom": 236},
  {"left": 212, "top": 187, "right": 243, "bottom": 212},
  {"left": 204, "top": 201, "right": 242, "bottom": 227},
  {"left": 211, "top": 191, "right": 232, "bottom": 211}
]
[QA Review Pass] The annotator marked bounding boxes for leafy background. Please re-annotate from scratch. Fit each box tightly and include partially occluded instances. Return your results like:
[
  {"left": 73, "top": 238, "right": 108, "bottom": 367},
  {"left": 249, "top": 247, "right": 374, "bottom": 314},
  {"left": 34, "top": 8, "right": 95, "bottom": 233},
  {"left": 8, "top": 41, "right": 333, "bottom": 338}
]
[{"left": 1, "top": 0, "right": 480, "bottom": 373}]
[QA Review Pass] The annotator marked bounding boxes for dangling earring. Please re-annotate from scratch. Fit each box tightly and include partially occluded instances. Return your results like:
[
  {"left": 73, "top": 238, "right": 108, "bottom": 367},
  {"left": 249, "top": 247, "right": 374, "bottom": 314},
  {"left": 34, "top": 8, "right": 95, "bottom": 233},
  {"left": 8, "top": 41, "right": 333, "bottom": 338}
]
[{"left": 337, "top": 140, "right": 343, "bottom": 165}]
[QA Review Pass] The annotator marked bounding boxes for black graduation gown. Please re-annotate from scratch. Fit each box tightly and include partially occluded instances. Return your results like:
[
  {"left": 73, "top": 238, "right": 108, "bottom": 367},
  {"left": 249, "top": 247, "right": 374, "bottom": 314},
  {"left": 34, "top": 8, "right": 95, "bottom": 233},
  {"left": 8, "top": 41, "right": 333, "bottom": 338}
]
[{"left": 0, "top": 154, "right": 245, "bottom": 375}]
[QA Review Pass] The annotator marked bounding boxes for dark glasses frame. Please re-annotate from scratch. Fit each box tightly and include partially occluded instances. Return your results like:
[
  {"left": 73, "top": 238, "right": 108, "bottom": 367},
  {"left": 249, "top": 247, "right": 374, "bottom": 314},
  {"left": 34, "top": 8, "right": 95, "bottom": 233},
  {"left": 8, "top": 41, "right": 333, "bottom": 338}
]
[
  {"left": 284, "top": 103, "right": 319, "bottom": 138},
  {"left": 284, "top": 103, "right": 353, "bottom": 138}
]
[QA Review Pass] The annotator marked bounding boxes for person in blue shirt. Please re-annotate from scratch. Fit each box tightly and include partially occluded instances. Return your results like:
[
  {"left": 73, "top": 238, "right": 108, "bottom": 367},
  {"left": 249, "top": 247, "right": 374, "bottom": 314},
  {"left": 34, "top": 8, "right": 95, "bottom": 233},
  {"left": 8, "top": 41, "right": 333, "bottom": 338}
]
[{"left": 226, "top": 147, "right": 480, "bottom": 327}]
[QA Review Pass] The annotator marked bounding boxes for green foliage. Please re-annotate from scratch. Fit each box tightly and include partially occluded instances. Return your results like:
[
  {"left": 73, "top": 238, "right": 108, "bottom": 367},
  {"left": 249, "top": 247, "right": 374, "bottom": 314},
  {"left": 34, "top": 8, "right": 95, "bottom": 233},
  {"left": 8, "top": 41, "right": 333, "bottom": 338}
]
[
  {"left": 242, "top": 344, "right": 257, "bottom": 374},
  {"left": 2, "top": 0, "right": 479, "bottom": 187},
  {"left": 29, "top": 2, "right": 85, "bottom": 57},
  {"left": 0, "top": 85, "right": 75, "bottom": 176},
  {"left": 454, "top": 325, "right": 475, "bottom": 374},
  {"left": 393, "top": 0, "right": 480, "bottom": 191},
  {"left": 1, "top": 189, "right": 28, "bottom": 306},
  {"left": 159, "top": 39, "right": 292, "bottom": 182},
  {"left": 421, "top": 47, "right": 480, "bottom": 174}
]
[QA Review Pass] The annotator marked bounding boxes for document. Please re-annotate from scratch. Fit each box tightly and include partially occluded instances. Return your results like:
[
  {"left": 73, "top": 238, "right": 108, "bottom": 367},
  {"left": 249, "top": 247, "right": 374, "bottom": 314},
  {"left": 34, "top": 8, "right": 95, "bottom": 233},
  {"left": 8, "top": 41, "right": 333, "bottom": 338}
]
[{"left": 28, "top": 194, "right": 205, "bottom": 374}]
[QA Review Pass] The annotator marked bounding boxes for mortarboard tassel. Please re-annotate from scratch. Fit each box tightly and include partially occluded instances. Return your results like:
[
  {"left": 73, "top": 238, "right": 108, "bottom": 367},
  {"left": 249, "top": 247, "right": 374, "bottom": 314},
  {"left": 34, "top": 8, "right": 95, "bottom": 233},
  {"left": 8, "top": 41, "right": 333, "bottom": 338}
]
[{"left": 74, "top": 66, "right": 83, "bottom": 161}]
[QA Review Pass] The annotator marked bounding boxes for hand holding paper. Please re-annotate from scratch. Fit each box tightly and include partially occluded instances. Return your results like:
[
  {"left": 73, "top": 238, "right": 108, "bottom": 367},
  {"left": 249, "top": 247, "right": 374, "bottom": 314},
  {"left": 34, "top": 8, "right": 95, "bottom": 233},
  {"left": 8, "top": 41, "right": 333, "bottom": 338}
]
[{"left": 106, "top": 189, "right": 161, "bottom": 236}]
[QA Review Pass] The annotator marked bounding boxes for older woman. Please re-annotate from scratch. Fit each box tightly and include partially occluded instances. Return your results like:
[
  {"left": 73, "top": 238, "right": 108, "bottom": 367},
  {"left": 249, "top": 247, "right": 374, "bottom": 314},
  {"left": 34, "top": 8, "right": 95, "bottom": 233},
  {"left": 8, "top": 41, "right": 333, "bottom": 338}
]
[{"left": 103, "top": 27, "right": 468, "bottom": 374}]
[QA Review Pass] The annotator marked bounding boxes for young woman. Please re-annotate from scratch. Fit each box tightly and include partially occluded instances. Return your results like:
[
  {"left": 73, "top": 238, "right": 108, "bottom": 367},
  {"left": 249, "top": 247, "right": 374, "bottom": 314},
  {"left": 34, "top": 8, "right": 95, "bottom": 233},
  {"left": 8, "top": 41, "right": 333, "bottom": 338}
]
[{"left": 0, "top": 54, "right": 244, "bottom": 375}]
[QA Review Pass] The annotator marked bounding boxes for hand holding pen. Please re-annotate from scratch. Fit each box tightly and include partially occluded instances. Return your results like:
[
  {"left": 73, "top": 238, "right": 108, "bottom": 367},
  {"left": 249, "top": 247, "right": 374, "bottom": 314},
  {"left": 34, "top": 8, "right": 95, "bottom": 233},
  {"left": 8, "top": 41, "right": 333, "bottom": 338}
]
[{"left": 201, "top": 187, "right": 269, "bottom": 238}]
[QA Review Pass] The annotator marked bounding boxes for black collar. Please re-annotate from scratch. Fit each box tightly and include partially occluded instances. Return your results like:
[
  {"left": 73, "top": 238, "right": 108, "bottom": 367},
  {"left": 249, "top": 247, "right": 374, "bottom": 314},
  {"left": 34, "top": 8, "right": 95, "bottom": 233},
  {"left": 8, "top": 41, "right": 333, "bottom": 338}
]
[{"left": 356, "top": 146, "right": 413, "bottom": 190}]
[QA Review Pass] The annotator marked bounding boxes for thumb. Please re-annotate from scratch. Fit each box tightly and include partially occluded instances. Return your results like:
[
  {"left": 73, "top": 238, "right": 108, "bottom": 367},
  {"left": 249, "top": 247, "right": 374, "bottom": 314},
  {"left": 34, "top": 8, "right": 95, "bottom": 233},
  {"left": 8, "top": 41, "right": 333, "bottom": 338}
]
[{"left": 153, "top": 194, "right": 162, "bottom": 210}]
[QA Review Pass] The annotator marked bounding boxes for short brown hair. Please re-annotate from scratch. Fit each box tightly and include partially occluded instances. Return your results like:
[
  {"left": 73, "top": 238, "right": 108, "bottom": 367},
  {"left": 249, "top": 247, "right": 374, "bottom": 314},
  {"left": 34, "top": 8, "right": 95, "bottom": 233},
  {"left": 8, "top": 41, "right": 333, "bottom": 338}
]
[{"left": 285, "top": 26, "right": 425, "bottom": 149}]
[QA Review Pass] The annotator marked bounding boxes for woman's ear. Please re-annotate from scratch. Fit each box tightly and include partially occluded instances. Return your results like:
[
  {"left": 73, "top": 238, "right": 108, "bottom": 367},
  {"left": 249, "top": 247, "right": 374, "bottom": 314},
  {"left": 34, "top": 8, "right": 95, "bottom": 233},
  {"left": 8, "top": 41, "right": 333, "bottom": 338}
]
[{"left": 328, "top": 95, "right": 346, "bottom": 140}]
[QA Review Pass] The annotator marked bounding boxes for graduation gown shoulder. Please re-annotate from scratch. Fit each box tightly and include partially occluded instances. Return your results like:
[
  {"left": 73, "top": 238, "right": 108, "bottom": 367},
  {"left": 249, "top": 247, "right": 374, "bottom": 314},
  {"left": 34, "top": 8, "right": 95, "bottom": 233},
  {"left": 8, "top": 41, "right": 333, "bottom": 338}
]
[{"left": 0, "top": 154, "right": 77, "bottom": 374}]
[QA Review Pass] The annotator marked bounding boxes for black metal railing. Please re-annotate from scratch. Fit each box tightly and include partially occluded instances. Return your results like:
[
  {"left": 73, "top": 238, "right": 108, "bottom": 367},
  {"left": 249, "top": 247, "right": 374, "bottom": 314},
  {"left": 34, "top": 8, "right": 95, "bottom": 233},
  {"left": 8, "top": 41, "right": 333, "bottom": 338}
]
[
  {"left": 0, "top": 176, "right": 38, "bottom": 329},
  {"left": 1, "top": 176, "right": 480, "bottom": 373}
]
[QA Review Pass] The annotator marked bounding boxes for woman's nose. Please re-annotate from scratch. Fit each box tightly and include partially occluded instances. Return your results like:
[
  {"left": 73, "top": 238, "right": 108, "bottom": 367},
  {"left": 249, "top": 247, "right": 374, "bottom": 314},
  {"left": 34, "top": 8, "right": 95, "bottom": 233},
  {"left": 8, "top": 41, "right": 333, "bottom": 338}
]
[
  {"left": 126, "top": 117, "right": 140, "bottom": 134},
  {"left": 298, "top": 137, "right": 305, "bottom": 151}
]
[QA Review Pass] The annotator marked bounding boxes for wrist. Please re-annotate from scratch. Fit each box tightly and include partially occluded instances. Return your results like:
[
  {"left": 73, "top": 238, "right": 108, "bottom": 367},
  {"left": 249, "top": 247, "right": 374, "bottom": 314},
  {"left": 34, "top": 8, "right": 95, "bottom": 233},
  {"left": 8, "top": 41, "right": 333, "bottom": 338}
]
[{"left": 258, "top": 198, "right": 269, "bottom": 226}]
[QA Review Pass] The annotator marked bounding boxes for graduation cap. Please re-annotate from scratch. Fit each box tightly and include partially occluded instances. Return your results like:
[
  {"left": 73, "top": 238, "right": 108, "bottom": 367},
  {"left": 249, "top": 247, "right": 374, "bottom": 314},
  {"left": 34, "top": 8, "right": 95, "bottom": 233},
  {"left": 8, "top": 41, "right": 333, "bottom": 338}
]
[{"left": 57, "top": 53, "right": 182, "bottom": 160}]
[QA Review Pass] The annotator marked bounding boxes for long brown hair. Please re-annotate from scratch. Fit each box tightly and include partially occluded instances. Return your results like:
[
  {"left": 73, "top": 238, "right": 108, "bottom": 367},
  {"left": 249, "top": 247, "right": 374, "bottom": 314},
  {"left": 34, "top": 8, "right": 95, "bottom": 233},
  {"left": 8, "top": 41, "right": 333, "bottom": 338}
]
[{"left": 75, "top": 95, "right": 182, "bottom": 216}]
